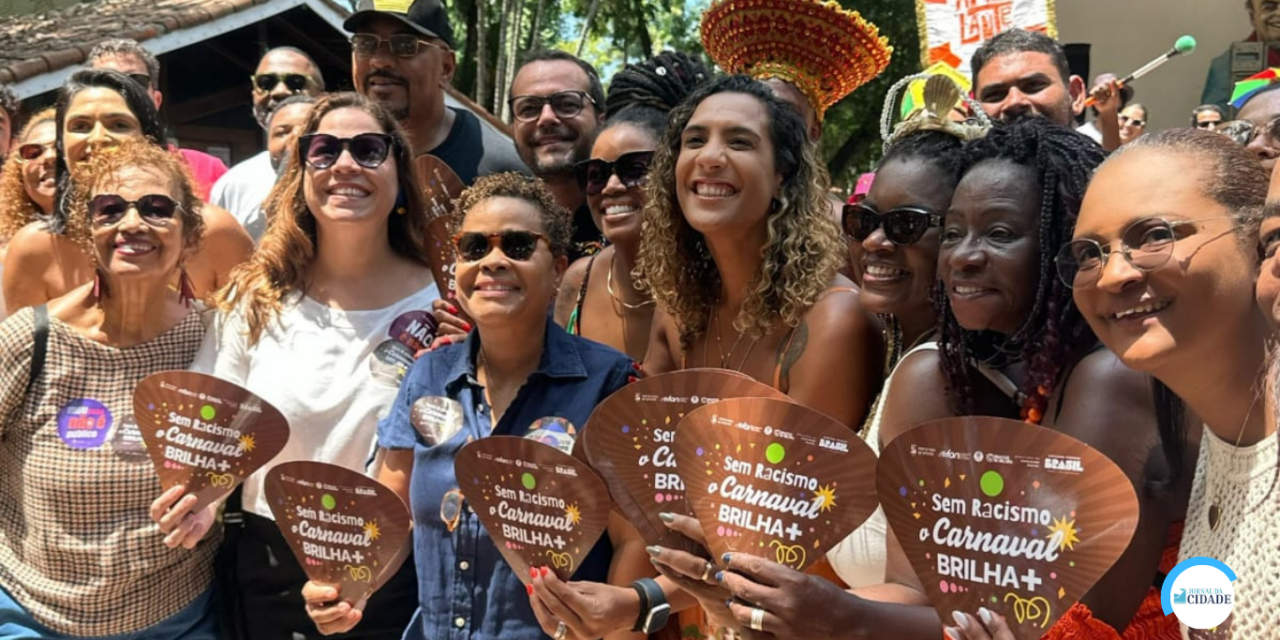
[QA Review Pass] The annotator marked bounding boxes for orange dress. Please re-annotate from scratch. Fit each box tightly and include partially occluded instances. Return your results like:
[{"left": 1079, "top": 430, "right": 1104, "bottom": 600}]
[{"left": 1040, "top": 522, "right": 1183, "bottom": 640}]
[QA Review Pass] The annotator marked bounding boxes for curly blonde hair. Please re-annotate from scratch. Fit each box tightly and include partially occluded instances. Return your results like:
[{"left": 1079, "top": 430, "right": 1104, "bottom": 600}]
[
  {"left": 61, "top": 138, "right": 205, "bottom": 258},
  {"left": 0, "top": 108, "right": 55, "bottom": 239},
  {"left": 635, "top": 75, "right": 845, "bottom": 352},
  {"left": 216, "top": 92, "right": 430, "bottom": 344},
  {"left": 451, "top": 172, "right": 572, "bottom": 258}
]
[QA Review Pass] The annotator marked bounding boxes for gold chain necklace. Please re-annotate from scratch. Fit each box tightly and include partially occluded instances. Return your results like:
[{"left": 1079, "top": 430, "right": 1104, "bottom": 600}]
[
  {"left": 606, "top": 254, "right": 655, "bottom": 310},
  {"left": 710, "top": 306, "right": 757, "bottom": 371}
]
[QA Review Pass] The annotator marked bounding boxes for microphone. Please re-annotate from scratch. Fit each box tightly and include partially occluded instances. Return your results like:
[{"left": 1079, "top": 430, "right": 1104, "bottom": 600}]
[{"left": 1084, "top": 35, "right": 1197, "bottom": 107}]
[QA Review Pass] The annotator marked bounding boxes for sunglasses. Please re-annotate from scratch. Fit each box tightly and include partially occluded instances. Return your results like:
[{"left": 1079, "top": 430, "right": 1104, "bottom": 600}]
[
  {"left": 298, "top": 133, "right": 395, "bottom": 169},
  {"left": 252, "top": 72, "right": 311, "bottom": 93},
  {"left": 351, "top": 34, "right": 448, "bottom": 59},
  {"left": 89, "top": 193, "right": 181, "bottom": 227},
  {"left": 1219, "top": 118, "right": 1280, "bottom": 147},
  {"left": 842, "top": 203, "right": 942, "bottom": 245},
  {"left": 1194, "top": 120, "right": 1220, "bottom": 130},
  {"left": 452, "top": 230, "right": 550, "bottom": 262},
  {"left": 15, "top": 142, "right": 52, "bottom": 162},
  {"left": 1118, "top": 115, "right": 1146, "bottom": 128},
  {"left": 573, "top": 151, "right": 654, "bottom": 196},
  {"left": 509, "top": 91, "right": 596, "bottom": 123}
]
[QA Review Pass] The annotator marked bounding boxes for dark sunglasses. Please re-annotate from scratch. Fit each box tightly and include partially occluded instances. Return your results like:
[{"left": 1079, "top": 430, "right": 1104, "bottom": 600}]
[
  {"left": 1219, "top": 118, "right": 1280, "bottom": 147},
  {"left": 509, "top": 91, "right": 596, "bottom": 123},
  {"left": 298, "top": 133, "right": 395, "bottom": 169},
  {"left": 351, "top": 34, "right": 448, "bottom": 59},
  {"left": 89, "top": 193, "right": 181, "bottom": 227},
  {"left": 15, "top": 142, "right": 52, "bottom": 162},
  {"left": 1194, "top": 120, "right": 1220, "bottom": 130},
  {"left": 842, "top": 203, "right": 942, "bottom": 245},
  {"left": 573, "top": 151, "right": 654, "bottom": 196},
  {"left": 252, "top": 72, "right": 311, "bottom": 93},
  {"left": 452, "top": 230, "right": 550, "bottom": 262}
]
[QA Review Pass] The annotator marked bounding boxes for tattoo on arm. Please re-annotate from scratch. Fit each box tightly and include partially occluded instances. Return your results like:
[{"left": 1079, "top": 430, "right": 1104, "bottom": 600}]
[{"left": 778, "top": 321, "right": 809, "bottom": 385}]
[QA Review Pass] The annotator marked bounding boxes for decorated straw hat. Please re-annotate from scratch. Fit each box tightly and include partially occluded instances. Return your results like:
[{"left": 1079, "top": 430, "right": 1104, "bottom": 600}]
[{"left": 700, "top": 0, "right": 892, "bottom": 121}]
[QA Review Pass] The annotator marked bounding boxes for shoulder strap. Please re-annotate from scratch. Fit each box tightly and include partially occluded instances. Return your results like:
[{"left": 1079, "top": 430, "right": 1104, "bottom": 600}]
[
  {"left": 568, "top": 254, "right": 597, "bottom": 336},
  {"left": 26, "top": 305, "right": 49, "bottom": 393}
]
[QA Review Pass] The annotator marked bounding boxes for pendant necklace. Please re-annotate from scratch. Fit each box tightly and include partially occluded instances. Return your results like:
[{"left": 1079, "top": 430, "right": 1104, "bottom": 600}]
[{"left": 1209, "top": 392, "right": 1259, "bottom": 531}]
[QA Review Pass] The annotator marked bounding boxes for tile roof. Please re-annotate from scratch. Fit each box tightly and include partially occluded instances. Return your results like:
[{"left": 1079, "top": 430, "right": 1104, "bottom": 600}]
[{"left": 0, "top": 0, "right": 274, "bottom": 85}]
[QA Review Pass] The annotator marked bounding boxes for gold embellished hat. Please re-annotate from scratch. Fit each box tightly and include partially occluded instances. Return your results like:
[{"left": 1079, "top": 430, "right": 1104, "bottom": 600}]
[{"left": 700, "top": 0, "right": 893, "bottom": 121}]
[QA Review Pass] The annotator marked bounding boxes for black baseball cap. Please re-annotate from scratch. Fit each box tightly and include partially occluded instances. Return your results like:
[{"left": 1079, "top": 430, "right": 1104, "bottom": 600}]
[{"left": 345, "top": 0, "right": 456, "bottom": 49}]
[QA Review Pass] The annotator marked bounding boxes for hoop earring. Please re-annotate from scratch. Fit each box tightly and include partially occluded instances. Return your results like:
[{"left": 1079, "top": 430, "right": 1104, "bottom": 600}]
[{"left": 178, "top": 267, "right": 196, "bottom": 308}]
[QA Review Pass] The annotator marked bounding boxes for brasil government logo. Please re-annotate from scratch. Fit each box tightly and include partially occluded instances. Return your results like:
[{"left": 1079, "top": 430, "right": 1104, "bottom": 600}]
[{"left": 1161, "top": 557, "right": 1236, "bottom": 629}]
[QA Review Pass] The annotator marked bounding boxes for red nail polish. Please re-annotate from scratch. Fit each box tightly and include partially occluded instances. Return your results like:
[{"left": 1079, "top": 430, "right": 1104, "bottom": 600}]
[
  {"left": 462, "top": 322, "right": 472, "bottom": 332},
  {"left": 530, "top": 567, "right": 538, "bottom": 579},
  {"left": 540, "top": 566, "right": 549, "bottom": 578},
  {"left": 527, "top": 584, "right": 534, "bottom": 595},
  {"left": 448, "top": 304, "right": 459, "bottom": 314}
]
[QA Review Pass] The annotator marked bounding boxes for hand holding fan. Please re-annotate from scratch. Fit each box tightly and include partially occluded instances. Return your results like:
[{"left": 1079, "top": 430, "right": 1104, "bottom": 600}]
[
  {"left": 580, "top": 369, "right": 787, "bottom": 552},
  {"left": 414, "top": 154, "right": 466, "bottom": 297},
  {"left": 265, "top": 461, "right": 413, "bottom": 610},
  {"left": 135, "top": 371, "right": 289, "bottom": 512},
  {"left": 675, "top": 397, "right": 879, "bottom": 571},
  {"left": 455, "top": 436, "right": 612, "bottom": 583},
  {"left": 876, "top": 416, "right": 1140, "bottom": 637}
]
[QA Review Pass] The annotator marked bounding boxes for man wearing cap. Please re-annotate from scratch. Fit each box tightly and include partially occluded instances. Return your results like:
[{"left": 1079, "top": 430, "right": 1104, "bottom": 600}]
[
  {"left": 211, "top": 47, "right": 325, "bottom": 243},
  {"left": 344, "top": 0, "right": 525, "bottom": 185}
]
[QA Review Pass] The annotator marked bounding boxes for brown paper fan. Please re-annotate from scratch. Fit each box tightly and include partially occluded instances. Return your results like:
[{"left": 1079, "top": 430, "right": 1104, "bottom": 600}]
[
  {"left": 410, "top": 396, "right": 464, "bottom": 446},
  {"left": 455, "top": 436, "right": 612, "bottom": 584},
  {"left": 264, "top": 461, "right": 413, "bottom": 610},
  {"left": 415, "top": 155, "right": 464, "bottom": 297},
  {"left": 675, "top": 397, "right": 878, "bottom": 571},
  {"left": 876, "top": 417, "right": 1140, "bottom": 637},
  {"left": 580, "top": 370, "right": 787, "bottom": 553},
  {"left": 135, "top": 371, "right": 290, "bottom": 513}
]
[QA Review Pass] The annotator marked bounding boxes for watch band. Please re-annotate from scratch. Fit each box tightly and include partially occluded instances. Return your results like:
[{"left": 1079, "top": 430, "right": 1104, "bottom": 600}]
[{"left": 630, "top": 577, "right": 670, "bottom": 633}]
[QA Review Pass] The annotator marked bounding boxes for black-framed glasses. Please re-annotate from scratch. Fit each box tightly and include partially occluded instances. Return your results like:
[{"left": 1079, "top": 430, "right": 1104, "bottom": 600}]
[
  {"left": 1118, "top": 115, "right": 1146, "bottom": 128},
  {"left": 89, "top": 193, "right": 181, "bottom": 227},
  {"left": 252, "top": 72, "right": 311, "bottom": 93},
  {"left": 351, "top": 34, "right": 449, "bottom": 59},
  {"left": 573, "top": 151, "right": 654, "bottom": 195},
  {"left": 452, "top": 230, "right": 550, "bottom": 262},
  {"left": 509, "top": 91, "right": 596, "bottom": 123},
  {"left": 1055, "top": 216, "right": 1236, "bottom": 289},
  {"left": 1218, "top": 118, "right": 1280, "bottom": 147},
  {"left": 15, "top": 142, "right": 52, "bottom": 162},
  {"left": 298, "top": 133, "right": 395, "bottom": 169},
  {"left": 842, "top": 203, "right": 942, "bottom": 245},
  {"left": 126, "top": 73, "right": 152, "bottom": 90}
]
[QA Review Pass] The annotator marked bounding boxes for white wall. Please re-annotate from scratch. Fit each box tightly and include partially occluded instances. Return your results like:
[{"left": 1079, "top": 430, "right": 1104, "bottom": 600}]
[{"left": 1057, "top": 0, "right": 1247, "bottom": 131}]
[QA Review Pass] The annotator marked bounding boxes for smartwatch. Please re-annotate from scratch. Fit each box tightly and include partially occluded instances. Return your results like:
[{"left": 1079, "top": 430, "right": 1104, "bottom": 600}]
[{"left": 630, "top": 577, "right": 671, "bottom": 633}]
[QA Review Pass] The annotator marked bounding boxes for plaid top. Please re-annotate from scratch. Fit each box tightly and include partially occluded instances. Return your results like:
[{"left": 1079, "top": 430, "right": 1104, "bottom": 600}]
[{"left": 0, "top": 307, "right": 217, "bottom": 635}]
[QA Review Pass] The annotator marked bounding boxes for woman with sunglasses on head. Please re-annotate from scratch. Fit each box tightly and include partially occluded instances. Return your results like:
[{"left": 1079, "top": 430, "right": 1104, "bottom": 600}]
[
  {"left": 2, "top": 69, "right": 252, "bottom": 315},
  {"left": 0, "top": 109, "right": 57, "bottom": 319},
  {"left": 0, "top": 139, "right": 220, "bottom": 639},
  {"left": 158, "top": 92, "right": 434, "bottom": 640},
  {"left": 552, "top": 51, "right": 710, "bottom": 361},
  {"left": 303, "top": 172, "right": 647, "bottom": 640}
]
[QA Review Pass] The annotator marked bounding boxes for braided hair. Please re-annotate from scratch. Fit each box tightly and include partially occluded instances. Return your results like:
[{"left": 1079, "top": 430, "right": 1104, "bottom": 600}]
[
  {"left": 935, "top": 118, "right": 1106, "bottom": 416},
  {"left": 604, "top": 51, "right": 711, "bottom": 139}
]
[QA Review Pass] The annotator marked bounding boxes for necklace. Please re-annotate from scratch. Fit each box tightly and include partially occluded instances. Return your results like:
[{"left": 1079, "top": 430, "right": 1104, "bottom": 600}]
[
  {"left": 607, "top": 254, "right": 655, "bottom": 310},
  {"left": 710, "top": 306, "right": 757, "bottom": 371},
  {"left": 1209, "top": 392, "right": 1261, "bottom": 531}
]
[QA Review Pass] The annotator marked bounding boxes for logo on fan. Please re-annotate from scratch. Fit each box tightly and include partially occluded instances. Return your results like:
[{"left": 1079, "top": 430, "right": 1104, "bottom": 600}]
[{"left": 1044, "top": 456, "right": 1084, "bottom": 473}]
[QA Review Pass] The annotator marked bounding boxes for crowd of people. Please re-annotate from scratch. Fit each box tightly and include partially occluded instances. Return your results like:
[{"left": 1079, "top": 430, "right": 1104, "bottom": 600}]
[{"left": 0, "top": 0, "right": 1274, "bottom": 639}]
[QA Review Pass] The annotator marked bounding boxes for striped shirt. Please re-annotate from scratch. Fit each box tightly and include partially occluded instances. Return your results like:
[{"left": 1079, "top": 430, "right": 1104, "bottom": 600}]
[{"left": 0, "top": 307, "right": 217, "bottom": 635}]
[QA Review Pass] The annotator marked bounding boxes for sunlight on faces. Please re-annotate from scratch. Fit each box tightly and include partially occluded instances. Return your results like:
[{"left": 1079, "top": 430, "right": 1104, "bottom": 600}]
[
  {"left": 1072, "top": 150, "right": 1255, "bottom": 373},
  {"left": 1119, "top": 105, "right": 1147, "bottom": 145},
  {"left": 587, "top": 123, "right": 654, "bottom": 244},
  {"left": 352, "top": 16, "right": 454, "bottom": 122},
  {"left": 63, "top": 87, "right": 144, "bottom": 177},
  {"left": 858, "top": 158, "right": 949, "bottom": 316},
  {"left": 91, "top": 165, "right": 189, "bottom": 281},
  {"left": 454, "top": 196, "right": 566, "bottom": 328},
  {"left": 1252, "top": 0, "right": 1280, "bottom": 42},
  {"left": 254, "top": 51, "right": 320, "bottom": 125},
  {"left": 1257, "top": 211, "right": 1280, "bottom": 331},
  {"left": 974, "top": 52, "right": 1081, "bottom": 127},
  {"left": 20, "top": 120, "right": 58, "bottom": 214},
  {"left": 676, "top": 92, "right": 782, "bottom": 239},
  {"left": 510, "top": 60, "right": 601, "bottom": 176},
  {"left": 940, "top": 160, "right": 1041, "bottom": 334},
  {"left": 268, "top": 102, "right": 313, "bottom": 170},
  {"left": 762, "top": 77, "right": 819, "bottom": 141},
  {"left": 302, "top": 108, "right": 398, "bottom": 227},
  {"left": 1237, "top": 90, "right": 1280, "bottom": 172}
]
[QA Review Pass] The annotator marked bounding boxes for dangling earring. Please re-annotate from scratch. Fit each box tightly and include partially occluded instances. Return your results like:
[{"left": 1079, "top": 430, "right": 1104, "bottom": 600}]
[
  {"left": 395, "top": 188, "right": 408, "bottom": 216},
  {"left": 178, "top": 267, "right": 196, "bottom": 308}
]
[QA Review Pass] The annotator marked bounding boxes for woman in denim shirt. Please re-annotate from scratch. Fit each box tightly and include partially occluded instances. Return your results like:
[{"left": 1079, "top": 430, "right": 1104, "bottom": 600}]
[{"left": 303, "top": 173, "right": 650, "bottom": 640}]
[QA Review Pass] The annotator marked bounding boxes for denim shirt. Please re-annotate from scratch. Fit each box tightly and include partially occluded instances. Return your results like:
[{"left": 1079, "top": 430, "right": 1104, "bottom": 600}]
[{"left": 378, "top": 318, "right": 637, "bottom": 640}]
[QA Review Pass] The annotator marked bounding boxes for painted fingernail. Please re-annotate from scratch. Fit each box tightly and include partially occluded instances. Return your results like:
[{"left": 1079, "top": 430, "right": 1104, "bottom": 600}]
[
  {"left": 721, "top": 553, "right": 732, "bottom": 564},
  {"left": 944, "top": 628, "right": 962, "bottom": 640},
  {"left": 530, "top": 567, "right": 538, "bottom": 579},
  {"left": 462, "top": 322, "right": 473, "bottom": 332},
  {"left": 646, "top": 545, "right": 661, "bottom": 556},
  {"left": 448, "top": 304, "right": 458, "bottom": 314},
  {"left": 951, "top": 611, "right": 969, "bottom": 630},
  {"left": 658, "top": 512, "right": 675, "bottom": 523},
  {"left": 540, "top": 566, "right": 549, "bottom": 578},
  {"left": 714, "top": 571, "right": 724, "bottom": 583},
  {"left": 526, "top": 584, "right": 534, "bottom": 595},
  {"left": 978, "top": 607, "right": 993, "bottom": 625}
]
